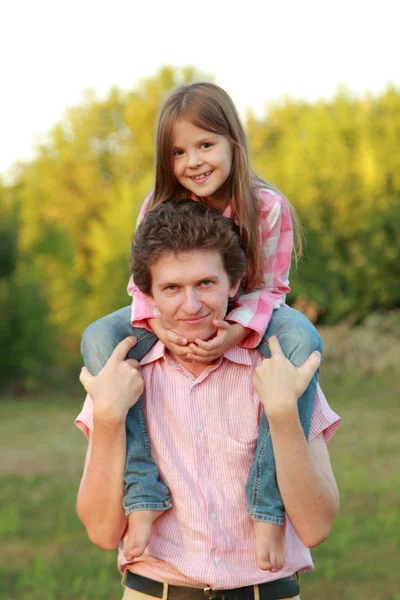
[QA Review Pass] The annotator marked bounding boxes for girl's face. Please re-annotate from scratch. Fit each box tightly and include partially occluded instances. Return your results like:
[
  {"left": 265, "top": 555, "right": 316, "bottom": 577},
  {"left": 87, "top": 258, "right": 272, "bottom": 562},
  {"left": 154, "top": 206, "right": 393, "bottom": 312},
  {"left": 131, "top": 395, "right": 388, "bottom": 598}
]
[{"left": 172, "top": 119, "right": 233, "bottom": 205}]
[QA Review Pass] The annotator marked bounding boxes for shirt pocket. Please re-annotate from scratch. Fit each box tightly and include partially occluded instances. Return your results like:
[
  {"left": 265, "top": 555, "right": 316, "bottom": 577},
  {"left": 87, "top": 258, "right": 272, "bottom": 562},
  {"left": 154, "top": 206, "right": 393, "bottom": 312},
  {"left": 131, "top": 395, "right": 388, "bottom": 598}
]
[{"left": 226, "top": 395, "right": 260, "bottom": 445}]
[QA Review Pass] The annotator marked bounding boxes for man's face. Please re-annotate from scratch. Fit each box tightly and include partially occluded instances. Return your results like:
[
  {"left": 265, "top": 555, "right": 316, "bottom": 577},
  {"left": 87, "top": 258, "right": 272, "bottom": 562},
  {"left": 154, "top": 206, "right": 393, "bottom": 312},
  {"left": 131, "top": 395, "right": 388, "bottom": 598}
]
[{"left": 148, "top": 249, "right": 240, "bottom": 344}]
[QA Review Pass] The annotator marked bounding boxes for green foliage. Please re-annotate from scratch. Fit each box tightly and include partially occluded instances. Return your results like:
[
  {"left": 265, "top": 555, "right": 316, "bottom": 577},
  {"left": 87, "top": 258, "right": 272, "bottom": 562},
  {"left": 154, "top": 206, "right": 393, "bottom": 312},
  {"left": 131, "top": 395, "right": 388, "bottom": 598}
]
[
  {"left": 0, "top": 191, "right": 56, "bottom": 390},
  {"left": 248, "top": 86, "right": 400, "bottom": 322},
  {"left": 0, "top": 201, "right": 18, "bottom": 279},
  {"left": 1, "top": 68, "right": 400, "bottom": 385}
]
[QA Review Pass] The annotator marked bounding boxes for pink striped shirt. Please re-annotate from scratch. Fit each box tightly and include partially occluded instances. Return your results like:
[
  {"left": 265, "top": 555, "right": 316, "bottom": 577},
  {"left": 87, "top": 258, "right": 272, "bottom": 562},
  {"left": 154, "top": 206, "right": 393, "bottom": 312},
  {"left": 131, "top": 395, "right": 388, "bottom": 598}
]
[
  {"left": 75, "top": 342, "right": 340, "bottom": 589},
  {"left": 127, "top": 188, "right": 293, "bottom": 348}
]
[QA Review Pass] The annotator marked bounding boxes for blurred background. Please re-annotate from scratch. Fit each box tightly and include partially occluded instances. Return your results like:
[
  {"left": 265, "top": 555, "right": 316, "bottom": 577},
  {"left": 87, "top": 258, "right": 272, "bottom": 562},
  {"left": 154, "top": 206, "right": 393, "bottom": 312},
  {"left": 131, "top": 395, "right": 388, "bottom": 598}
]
[{"left": 1, "top": 1, "right": 399, "bottom": 598}]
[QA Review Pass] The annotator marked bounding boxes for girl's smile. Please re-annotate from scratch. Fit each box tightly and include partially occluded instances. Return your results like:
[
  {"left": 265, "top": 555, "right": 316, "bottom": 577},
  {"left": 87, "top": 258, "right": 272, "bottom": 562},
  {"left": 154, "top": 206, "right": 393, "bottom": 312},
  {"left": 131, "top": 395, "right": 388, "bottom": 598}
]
[
  {"left": 172, "top": 119, "right": 233, "bottom": 204},
  {"left": 189, "top": 171, "right": 213, "bottom": 183}
]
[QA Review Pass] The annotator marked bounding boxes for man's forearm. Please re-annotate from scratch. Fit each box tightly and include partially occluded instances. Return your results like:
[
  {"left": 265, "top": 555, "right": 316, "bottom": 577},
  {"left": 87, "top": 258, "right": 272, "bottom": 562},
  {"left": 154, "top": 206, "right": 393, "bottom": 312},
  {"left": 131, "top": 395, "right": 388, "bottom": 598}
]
[
  {"left": 269, "top": 408, "right": 339, "bottom": 547},
  {"left": 77, "top": 411, "right": 127, "bottom": 549}
]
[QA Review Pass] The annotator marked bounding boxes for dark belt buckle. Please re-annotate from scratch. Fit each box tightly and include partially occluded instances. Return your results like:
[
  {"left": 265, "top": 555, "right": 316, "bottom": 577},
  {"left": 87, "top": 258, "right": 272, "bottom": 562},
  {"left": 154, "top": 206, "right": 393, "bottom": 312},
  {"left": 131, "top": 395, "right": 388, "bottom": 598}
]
[{"left": 203, "top": 589, "right": 226, "bottom": 600}]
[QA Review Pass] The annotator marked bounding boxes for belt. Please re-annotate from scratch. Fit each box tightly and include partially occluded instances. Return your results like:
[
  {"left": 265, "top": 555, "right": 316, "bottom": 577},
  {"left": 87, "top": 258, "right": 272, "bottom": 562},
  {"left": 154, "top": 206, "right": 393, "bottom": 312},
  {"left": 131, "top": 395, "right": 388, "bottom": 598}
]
[{"left": 124, "top": 571, "right": 300, "bottom": 600}]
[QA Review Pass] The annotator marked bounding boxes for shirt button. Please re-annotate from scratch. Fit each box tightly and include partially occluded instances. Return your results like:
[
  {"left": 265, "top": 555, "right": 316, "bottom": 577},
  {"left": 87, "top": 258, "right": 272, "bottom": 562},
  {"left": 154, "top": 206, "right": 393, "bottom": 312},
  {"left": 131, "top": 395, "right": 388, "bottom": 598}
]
[
  {"left": 197, "top": 426, "right": 203, "bottom": 432},
  {"left": 214, "top": 556, "right": 221, "bottom": 563},
  {"left": 203, "top": 469, "right": 209, "bottom": 476},
  {"left": 211, "top": 512, "right": 217, "bottom": 520}
]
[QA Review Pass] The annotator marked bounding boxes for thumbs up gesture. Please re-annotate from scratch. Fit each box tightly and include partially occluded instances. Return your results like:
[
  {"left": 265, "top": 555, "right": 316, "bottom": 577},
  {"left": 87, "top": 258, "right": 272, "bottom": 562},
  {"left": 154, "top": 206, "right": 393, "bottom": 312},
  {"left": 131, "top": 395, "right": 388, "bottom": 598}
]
[
  {"left": 79, "top": 337, "right": 144, "bottom": 420},
  {"left": 254, "top": 336, "right": 321, "bottom": 418}
]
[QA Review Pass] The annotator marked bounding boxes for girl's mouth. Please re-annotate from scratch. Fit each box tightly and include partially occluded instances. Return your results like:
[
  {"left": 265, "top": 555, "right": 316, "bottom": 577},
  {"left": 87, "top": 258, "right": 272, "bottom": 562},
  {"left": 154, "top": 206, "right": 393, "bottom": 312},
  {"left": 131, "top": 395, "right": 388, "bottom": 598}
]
[{"left": 190, "top": 171, "right": 212, "bottom": 183}]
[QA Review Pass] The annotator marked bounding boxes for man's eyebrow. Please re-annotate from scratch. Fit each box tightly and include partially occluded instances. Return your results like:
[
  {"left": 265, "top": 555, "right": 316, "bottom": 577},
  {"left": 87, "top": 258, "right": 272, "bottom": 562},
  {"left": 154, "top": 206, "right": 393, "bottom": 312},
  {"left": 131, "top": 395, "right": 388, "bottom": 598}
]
[
  {"left": 196, "top": 275, "right": 219, "bottom": 281},
  {"left": 157, "top": 280, "right": 179, "bottom": 288},
  {"left": 157, "top": 275, "right": 220, "bottom": 288}
]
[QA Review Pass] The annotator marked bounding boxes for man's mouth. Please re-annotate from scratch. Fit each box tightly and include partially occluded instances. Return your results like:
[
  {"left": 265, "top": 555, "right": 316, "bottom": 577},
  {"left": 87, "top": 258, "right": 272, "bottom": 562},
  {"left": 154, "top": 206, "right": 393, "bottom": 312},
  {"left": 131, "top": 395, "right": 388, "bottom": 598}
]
[{"left": 180, "top": 313, "right": 210, "bottom": 324}]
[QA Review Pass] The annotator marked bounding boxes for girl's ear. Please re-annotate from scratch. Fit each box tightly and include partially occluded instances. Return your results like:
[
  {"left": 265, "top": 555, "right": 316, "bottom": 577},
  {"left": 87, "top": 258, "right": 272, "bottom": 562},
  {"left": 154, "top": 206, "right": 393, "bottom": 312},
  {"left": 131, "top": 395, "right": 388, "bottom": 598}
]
[{"left": 228, "top": 279, "right": 241, "bottom": 299}]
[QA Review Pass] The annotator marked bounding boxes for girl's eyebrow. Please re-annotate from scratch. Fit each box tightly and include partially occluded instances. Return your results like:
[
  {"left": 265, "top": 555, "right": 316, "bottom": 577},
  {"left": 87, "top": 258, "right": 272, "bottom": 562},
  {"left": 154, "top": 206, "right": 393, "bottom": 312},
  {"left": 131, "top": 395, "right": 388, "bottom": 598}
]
[
  {"left": 199, "top": 132, "right": 218, "bottom": 140},
  {"left": 173, "top": 133, "right": 218, "bottom": 148}
]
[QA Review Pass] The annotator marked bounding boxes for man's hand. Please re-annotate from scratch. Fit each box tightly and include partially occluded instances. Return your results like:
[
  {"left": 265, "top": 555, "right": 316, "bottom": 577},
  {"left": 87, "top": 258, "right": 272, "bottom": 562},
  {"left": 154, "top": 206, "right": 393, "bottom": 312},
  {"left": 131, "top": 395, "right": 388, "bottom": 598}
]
[
  {"left": 187, "top": 321, "right": 248, "bottom": 363},
  {"left": 254, "top": 336, "right": 321, "bottom": 418},
  {"left": 79, "top": 337, "right": 144, "bottom": 421}
]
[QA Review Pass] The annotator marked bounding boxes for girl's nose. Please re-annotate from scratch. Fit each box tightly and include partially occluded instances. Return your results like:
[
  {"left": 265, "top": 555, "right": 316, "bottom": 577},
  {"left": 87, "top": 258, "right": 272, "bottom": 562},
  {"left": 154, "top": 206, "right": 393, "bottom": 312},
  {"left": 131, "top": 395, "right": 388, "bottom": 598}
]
[{"left": 187, "top": 150, "right": 203, "bottom": 169}]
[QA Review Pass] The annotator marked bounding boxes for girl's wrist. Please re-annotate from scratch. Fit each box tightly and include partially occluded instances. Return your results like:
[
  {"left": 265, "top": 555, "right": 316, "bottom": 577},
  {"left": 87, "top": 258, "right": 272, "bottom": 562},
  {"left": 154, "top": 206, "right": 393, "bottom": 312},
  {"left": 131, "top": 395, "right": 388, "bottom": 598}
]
[
  {"left": 229, "top": 322, "right": 250, "bottom": 344},
  {"left": 148, "top": 317, "right": 165, "bottom": 339}
]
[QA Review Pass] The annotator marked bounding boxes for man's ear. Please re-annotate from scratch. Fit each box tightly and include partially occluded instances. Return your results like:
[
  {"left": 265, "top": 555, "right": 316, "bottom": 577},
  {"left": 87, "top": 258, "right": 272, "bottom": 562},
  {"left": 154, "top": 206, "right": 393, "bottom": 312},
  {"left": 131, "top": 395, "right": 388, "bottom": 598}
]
[{"left": 228, "top": 279, "right": 241, "bottom": 299}]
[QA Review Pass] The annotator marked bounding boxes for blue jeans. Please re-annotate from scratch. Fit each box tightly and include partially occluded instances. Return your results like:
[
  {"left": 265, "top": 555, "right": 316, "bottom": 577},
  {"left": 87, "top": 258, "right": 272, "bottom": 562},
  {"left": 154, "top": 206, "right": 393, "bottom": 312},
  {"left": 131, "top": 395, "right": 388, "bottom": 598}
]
[{"left": 81, "top": 305, "right": 322, "bottom": 522}]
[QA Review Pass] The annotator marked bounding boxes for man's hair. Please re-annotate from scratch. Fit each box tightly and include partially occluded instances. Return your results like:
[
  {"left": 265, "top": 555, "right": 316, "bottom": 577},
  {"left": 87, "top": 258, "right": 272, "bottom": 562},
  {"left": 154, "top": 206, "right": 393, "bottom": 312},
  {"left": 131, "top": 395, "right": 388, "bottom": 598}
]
[{"left": 131, "top": 200, "right": 247, "bottom": 295}]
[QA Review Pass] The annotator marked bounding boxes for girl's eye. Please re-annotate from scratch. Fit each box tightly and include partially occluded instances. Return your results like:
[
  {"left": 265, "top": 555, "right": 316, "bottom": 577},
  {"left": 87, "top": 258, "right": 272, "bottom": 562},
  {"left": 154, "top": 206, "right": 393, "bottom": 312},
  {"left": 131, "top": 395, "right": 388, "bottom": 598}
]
[
  {"left": 201, "top": 143, "right": 212, "bottom": 149},
  {"left": 173, "top": 149, "right": 183, "bottom": 157}
]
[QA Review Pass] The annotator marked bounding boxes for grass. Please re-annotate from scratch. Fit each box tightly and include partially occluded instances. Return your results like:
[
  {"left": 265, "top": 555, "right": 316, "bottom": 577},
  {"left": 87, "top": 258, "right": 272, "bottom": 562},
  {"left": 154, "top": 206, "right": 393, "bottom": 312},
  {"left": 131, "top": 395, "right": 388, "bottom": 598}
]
[
  {"left": 1, "top": 372, "right": 399, "bottom": 600},
  {"left": 303, "top": 372, "right": 400, "bottom": 600}
]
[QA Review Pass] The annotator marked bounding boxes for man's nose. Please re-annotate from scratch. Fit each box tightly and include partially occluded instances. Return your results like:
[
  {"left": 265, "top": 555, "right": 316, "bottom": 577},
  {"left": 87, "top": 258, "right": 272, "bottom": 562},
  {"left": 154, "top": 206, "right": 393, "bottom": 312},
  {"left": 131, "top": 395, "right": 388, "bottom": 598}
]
[{"left": 182, "top": 289, "right": 202, "bottom": 314}]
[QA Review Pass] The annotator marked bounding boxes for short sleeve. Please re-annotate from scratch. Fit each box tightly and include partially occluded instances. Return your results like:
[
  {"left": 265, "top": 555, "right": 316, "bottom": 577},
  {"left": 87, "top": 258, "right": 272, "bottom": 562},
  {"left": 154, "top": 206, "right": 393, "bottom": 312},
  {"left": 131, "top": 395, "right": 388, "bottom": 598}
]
[
  {"left": 308, "top": 385, "right": 341, "bottom": 443},
  {"left": 74, "top": 395, "right": 94, "bottom": 439}
]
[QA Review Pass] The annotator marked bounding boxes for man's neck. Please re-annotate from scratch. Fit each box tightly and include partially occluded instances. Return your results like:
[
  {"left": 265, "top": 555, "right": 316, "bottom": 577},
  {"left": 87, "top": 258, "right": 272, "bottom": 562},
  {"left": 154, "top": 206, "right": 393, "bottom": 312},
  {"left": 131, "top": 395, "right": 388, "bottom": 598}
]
[{"left": 168, "top": 351, "right": 216, "bottom": 378}]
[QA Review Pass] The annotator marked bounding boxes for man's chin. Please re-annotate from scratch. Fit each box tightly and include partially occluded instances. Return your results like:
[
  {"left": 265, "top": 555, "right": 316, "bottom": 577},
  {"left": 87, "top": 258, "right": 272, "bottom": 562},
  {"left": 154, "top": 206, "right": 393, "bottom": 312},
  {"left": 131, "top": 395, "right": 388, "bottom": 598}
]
[{"left": 182, "top": 328, "right": 217, "bottom": 344}]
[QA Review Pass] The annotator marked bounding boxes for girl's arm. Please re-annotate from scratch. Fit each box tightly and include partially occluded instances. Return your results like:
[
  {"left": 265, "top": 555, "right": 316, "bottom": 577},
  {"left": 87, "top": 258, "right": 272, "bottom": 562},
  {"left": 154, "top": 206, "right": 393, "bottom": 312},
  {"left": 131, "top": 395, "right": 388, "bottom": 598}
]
[
  {"left": 227, "top": 189, "right": 293, "bottom": 348},
  {"left": 127, "top": 191, "right": 162, "bottom": 331}
]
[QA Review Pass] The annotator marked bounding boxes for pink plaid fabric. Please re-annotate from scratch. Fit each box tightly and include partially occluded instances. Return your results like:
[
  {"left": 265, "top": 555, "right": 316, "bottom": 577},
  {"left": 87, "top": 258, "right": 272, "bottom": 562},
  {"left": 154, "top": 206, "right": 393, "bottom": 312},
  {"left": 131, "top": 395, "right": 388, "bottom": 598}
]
[
  {"left": 75, "top": 342, "right": 340, "bottom": 588},
  {"left": 127, "top": 189, "right": 293, "bottom": 348}
]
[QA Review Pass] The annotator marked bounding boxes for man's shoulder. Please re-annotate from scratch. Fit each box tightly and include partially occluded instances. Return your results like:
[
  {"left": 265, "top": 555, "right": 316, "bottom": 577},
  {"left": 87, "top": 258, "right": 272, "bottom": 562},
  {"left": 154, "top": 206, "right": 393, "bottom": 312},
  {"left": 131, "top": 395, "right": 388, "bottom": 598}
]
[{"left": 223, "top": 346, "right": 262, "bottom": 369}]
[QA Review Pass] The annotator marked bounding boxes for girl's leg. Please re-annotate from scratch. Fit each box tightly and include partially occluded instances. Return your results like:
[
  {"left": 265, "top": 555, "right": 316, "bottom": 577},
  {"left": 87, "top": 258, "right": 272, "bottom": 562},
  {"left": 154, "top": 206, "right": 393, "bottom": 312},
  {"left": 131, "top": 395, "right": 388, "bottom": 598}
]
[
  {"left": 246, "top": 306, "right": 322, "bottom": 568},
  {"left": 81, "top": 306, "right": 172, "bottom": 516},
  {"left": 81, "top": 306, "right": 158, "bottom": 374}
]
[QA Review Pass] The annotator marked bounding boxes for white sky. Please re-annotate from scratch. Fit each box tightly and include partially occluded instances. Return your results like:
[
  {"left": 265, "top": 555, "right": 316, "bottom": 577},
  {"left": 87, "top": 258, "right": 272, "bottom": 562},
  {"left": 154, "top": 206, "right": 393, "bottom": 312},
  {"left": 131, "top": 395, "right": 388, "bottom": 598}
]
[{"left": 1, "top": 0, "right": 399, "bottom": 179}]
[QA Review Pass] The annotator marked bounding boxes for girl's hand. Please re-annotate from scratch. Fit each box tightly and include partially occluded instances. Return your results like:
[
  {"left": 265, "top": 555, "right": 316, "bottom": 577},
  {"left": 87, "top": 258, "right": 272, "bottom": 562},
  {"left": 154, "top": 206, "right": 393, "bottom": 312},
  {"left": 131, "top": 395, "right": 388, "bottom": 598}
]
[
  {"left": 148, "top": 318, "right": 191, "bottom": 357},
  {"left": 79, "top": 337, "right": 144, "bottom": 421},
  {"left": 254, "top": 336, "right": 322, "bottom": 419},
  {"left": 187, "top": 321, "right": 249, "bottom": 363}
]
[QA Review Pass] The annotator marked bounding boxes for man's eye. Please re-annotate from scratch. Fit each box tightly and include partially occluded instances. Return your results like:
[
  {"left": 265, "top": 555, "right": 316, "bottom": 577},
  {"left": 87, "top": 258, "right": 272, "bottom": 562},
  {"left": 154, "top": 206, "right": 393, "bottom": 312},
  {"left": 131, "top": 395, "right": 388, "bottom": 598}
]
[
  {"left": 166, "top": 285, "right": 177, "bottom": 291},
  {"left": 200, "top": 280, "right": 212, "bottom": 286}
]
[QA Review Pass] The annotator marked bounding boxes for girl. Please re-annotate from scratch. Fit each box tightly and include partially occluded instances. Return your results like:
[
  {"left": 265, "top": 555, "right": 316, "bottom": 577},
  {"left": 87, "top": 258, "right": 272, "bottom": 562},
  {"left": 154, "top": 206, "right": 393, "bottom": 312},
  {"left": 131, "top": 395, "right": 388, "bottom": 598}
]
[{"left": 81, "top": 82, "right": 322, "bottom": 572}]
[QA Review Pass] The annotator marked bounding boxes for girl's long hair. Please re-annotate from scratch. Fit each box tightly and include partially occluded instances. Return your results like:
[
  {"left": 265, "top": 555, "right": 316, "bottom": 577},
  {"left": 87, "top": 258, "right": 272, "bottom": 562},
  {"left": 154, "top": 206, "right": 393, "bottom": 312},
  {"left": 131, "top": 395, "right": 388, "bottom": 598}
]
[{"left": 147, "top": 82, "right": 302, "bottom": 290}]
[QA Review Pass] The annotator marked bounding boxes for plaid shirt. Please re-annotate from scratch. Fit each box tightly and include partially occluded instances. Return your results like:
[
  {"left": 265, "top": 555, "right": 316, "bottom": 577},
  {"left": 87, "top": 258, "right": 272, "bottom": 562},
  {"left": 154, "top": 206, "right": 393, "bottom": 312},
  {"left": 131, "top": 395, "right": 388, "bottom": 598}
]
[{"left": 127, "top": 188, "right": 292, "bottom": 348}]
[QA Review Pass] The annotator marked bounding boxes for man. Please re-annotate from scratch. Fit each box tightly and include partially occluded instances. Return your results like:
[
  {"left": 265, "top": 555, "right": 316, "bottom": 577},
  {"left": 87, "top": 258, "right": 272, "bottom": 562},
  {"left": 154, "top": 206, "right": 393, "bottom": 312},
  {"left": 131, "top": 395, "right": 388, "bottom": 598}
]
[{"left": 76, "top": 200, "right": 340, "bottom": 600}]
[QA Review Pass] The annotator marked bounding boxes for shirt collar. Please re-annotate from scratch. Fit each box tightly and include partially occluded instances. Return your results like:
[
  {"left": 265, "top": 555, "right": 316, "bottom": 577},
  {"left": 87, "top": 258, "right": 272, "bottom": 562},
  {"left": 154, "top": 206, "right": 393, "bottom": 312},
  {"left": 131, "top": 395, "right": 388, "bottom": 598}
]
[{"left": 139, "top": 340, "right": 253, "bottom": 367}]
